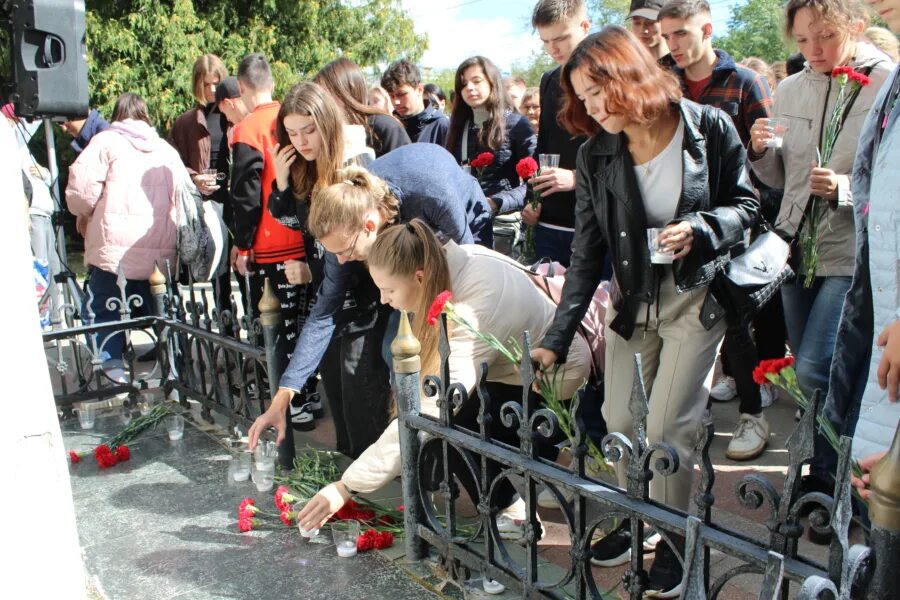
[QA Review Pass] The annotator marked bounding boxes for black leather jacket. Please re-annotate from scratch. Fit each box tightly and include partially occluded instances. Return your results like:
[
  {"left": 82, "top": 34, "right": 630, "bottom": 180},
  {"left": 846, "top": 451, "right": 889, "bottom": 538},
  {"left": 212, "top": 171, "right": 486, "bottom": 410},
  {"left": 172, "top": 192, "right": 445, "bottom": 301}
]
[{"left": 542, "top": 99, "right": 759, "bottom": 358}]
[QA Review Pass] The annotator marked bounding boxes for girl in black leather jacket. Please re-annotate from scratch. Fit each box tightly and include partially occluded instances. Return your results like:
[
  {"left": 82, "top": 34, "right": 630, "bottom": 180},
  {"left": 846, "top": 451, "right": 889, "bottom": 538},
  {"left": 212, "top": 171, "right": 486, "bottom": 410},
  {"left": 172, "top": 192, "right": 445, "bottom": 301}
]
[{"left": 531, "top": 27, "right": 758, "bottom": 598}]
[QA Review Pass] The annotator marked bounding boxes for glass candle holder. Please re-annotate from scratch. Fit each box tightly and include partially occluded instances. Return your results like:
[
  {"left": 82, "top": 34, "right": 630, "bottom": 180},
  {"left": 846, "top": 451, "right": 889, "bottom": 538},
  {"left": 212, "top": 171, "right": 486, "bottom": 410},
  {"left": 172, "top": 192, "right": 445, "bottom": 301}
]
[
  {"left": 165, "top": 415, "right": 184, "bottom": 441},
  {"left": 331, "top": 520, "right": 360, "bottom": 558}
]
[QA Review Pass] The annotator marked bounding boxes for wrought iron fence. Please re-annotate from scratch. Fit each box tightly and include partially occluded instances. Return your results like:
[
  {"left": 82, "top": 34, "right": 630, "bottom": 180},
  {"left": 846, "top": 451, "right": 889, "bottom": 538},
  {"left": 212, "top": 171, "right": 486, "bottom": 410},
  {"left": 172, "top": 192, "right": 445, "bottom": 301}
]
[
  {"left": 42, "top": 264, "right": 296, "bottom": 468},
  {"left": 391, "top": 311, "right": 899, "bottom": 599}
]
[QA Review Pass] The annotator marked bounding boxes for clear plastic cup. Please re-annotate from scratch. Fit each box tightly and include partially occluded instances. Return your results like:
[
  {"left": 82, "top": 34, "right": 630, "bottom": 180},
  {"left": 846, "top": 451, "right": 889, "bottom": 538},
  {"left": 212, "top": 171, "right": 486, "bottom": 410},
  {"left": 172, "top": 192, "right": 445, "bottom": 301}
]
[
  {"left": 165, "top": 415, "right": 184, "bottom": 441},
  {"left": 252, "top": 458, "right": 275, "bottom": 491},
  {"left": 765, "top": 118, "right": 789, "bottom": 150},
  {"left": 331, "top": 520, "right": 360, "bottom": 557},
  {"left": 77, "top": 403, "right": 98, "bottom": 429},
  {"left": 539, "top": 153, "right": 560, "bottom": 169},
  {"left": 229, "top": 452, "right": 251, "bottom": 482},
  {"left": 647, "top": 228, "right": 675, "bottom": 264}
]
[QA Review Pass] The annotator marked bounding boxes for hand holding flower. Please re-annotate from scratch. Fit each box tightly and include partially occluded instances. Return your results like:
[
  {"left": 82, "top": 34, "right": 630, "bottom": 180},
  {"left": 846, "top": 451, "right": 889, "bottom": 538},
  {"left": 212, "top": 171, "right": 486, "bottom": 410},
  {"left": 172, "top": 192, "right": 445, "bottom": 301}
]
[{"left": 809, "top": 165, "right": 839, "bottom": 200}]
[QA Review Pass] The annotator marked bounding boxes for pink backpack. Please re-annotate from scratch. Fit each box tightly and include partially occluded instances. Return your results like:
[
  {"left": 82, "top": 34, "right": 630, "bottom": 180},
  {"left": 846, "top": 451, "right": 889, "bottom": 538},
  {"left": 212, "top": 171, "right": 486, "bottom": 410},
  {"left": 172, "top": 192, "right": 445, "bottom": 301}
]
[{"left": 528, "top": 260, "right": 609, "bottom": 378}]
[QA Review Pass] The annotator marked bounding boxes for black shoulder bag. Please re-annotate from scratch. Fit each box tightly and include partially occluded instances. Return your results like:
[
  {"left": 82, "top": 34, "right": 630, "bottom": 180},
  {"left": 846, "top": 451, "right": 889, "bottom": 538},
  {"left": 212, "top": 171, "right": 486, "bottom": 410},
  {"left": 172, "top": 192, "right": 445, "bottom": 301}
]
[{"left": 702, "top": 105, "right": 794, "bottom": 324}]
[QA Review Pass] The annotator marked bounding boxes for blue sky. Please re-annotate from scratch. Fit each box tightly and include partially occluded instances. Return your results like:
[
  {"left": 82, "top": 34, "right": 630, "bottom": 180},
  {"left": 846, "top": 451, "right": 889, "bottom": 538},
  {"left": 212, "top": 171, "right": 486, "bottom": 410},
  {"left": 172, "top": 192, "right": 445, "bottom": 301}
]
[{"left": 401, "top": 0, "right": 742, "bottom": 72}]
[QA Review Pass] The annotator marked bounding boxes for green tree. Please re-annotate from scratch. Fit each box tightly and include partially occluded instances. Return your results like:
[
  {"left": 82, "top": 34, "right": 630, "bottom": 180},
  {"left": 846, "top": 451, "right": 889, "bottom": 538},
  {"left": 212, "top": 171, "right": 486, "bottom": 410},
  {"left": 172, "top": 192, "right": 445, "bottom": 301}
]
[
  {"left": 715, "top": 0, "right": 790, "bottom": 63},
  {"left": 511, "top": 52, "right": 556, "bottom": 88},
  {"left": 588, "top": 0, "right": 630, "bottom": 27},
  {"left": 83, "top": 0, "right": 425, "bottom": 132}
]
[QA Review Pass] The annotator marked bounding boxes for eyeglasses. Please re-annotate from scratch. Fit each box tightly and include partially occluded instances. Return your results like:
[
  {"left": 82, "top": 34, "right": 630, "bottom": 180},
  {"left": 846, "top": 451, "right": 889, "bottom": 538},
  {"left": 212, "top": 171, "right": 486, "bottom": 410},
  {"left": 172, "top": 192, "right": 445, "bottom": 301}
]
[{"left": 334, "top": 230, "right": 362, "bottom": 258}]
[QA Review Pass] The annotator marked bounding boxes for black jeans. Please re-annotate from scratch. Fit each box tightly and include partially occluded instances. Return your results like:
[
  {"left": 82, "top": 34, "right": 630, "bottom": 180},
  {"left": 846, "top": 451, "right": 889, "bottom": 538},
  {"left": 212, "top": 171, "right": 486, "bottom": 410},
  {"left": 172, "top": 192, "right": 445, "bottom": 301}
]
[
  {"left": 720, "top": 292, "right": 787, "bottom": 415},
  {"left": 422, "top": 381, "right": 558, "bottom": 511},
  {"left": 319, "top": 305, "right": 393, "bottom": 458}
]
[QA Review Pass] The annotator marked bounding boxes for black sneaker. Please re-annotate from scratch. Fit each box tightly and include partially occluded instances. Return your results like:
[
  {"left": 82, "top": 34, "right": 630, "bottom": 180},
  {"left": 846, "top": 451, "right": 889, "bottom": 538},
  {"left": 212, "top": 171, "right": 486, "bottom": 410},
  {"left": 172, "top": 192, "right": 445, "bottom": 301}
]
[
  {"left": 644, "top": 536, "right": 683, "bottom": 598},
  {"left": 290, "top": 398, "right": 315, "bottom": 431},
  {"left": 590, "top": 520, "right": 633, "bottom": 567},
  {"left": 590, "top": 520, "right": 660, "bottom": 567},
  {"left": 307, "top": 390, "right": 324, "bottom": 419}
]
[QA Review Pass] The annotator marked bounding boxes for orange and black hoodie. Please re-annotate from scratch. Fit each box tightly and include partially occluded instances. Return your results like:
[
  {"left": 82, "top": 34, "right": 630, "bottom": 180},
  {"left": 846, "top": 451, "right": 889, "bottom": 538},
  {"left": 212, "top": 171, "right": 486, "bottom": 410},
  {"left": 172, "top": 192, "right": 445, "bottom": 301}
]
[{"left": 230, "top": 101, "right": 304, "bottom": 264}]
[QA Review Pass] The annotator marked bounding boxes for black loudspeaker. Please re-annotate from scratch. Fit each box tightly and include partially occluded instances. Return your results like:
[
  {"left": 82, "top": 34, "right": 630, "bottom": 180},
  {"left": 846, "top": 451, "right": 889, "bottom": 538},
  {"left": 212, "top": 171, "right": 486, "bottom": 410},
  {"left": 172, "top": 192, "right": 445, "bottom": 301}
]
[{"left": 5, "top": 0, "right": 89, "bottom": 119}]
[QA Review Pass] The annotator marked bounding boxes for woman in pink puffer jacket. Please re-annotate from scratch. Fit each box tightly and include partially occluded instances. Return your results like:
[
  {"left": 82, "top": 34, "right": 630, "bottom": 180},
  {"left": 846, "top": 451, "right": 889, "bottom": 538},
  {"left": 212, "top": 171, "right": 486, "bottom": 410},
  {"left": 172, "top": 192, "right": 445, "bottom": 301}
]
[{"left": 66, "top": 93, "right": 187, "bottom": 381}]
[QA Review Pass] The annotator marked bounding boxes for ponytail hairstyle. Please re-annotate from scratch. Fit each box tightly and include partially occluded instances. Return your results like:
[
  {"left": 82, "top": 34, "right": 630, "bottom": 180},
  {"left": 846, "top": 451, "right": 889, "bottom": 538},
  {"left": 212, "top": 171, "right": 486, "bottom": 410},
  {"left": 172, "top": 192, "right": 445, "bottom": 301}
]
[
  {"left": 274, "top": 82, "right": 346, "bottom": 200},
  {"left": 446, "top": 56, "right": 508, "bottom": 154},
  {"left": 367, "top": 219, "right": 452, "bottom": 382},
  {"left": 307, "top": 165, "right": 400, "bottom": 240}
]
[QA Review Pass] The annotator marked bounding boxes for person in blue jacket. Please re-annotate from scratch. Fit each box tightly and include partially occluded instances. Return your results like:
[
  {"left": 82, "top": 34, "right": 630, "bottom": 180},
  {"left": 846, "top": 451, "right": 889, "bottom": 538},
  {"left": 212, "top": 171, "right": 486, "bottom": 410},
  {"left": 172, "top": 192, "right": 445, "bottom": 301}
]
[
  {"left": 252, "top": 144, "right": 492, "bottom": 458},
  {"left": 446, "top": 55, "right": 537, "bottom": 215}
]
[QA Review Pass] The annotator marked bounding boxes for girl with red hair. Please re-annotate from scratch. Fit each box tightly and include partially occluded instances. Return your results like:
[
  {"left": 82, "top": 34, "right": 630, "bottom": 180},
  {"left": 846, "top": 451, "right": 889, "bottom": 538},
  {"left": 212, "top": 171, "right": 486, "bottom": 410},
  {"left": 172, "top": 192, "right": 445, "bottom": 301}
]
[{"left": 531, "top": 25, "right": 759, "bottom": 597}]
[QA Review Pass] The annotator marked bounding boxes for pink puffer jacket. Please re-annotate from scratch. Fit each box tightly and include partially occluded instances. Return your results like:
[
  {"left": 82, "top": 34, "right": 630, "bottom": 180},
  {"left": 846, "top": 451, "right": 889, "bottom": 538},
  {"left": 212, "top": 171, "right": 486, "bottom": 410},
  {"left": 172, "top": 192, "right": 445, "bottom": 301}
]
[{"left": 66, "top": 119, "right": 186, "bottom": 280}]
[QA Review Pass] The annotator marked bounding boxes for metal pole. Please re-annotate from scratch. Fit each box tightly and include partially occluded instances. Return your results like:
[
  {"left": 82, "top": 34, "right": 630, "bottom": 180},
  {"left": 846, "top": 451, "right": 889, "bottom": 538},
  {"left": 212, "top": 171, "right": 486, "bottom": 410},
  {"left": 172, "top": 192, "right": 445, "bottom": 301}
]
[
  {"left": 867, "top": 424, "right": 900, "bottom": 599},
  {"left": 392, "top": 309, "right": 427, "bottom": 562},
  {"left": 258, "top": 277, "right": 295, "bottom": 470},
  {"left": 43, "top": 118, "right": 69, "bottom": 323}
]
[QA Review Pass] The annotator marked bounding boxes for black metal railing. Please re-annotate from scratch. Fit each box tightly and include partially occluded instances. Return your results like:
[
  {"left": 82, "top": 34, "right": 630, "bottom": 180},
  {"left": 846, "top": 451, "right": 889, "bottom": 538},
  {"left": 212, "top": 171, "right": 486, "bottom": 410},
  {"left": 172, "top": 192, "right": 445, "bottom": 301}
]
[
  {"left": 43, "top": 263, "right": 294, "bottom": 467},
  {"left": 391, "top": 311, "right": 899, "bottom": 599}
]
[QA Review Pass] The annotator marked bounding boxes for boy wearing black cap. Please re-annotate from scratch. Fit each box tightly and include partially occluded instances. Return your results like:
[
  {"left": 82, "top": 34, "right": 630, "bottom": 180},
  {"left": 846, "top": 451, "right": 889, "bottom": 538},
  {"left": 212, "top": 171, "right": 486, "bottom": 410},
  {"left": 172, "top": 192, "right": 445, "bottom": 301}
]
[
  {"left": 215, "top": 76, "right": 248, "bottom": 128},
  {"left": 627, "top": 0, "right": 675, "bottom": 67}
]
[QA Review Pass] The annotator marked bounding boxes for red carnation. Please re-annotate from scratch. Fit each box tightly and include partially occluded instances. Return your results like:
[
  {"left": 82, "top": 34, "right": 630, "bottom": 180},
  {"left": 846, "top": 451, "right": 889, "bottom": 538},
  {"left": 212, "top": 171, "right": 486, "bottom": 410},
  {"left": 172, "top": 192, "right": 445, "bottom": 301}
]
[
  {"left": 69, "top": 451, "right": 81, "bottom": 464},
  {"left": 752, "top": 366, "right": 767, "bottom": 386},
  {"left": 115, "top": 445, "right": 131, "bottom": 462},
  {"left": 516, "top": 157, "right": 539, "bottom": 180},
  {"left": 239, "top": 498, "right": 256, "bottom": 512},
  {"left": 427, "top": 291, "right": 454, "bottom": 326},
  {"left": 783, "top": 355, "right": 795, "bottom": 368},
  {"left": 353, "top": 508, "right": 376, "bottom": 522},
  {"left": 280, "top": 511, "right": 295, "bottom": 526},
  {"left": 373, "top": 531, "right": 394, "bottom": 550},
  {"left": 94, "top": 444, "right": 118, "bottom": 469},
  {"left": 357, "top": 534, "right": 374, "bottom": 552},
  {"left": 333, "top": 500, "right": 359, "bottom": 521},
  {"left": 238, "top": 517, "right": 254, "bottom": 533},
  {"left": 849, "top": 72, "right": 871, "bottom": 87},
  {"left": 274, "top": 485, "right": 291, "bottom": 511},
  {"left": 831, "top": 66, "right": 853, "bottom": 78},
  {"left": 470, "top": 152, "right": 495, "bottom": 169}
]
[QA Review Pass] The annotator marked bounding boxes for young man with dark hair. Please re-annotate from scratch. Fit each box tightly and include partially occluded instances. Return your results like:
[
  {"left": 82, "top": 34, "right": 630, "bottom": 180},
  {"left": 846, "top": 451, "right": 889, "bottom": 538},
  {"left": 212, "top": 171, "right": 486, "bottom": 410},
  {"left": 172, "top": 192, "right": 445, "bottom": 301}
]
[
  {"left": 215, "top": 76, "right": 248, "bottom": 127},
  {"left": 231, "top": 53, "right": 320, "bottom": 430},
  {"left": 380, "top": 59, "right": 449, "bottom": 144},
  {"left": 659, "top": 0, "right": 777, "bottom": 462},
  {"left": 523, "top": 0, "right": 592, "bottom": 268},
  {"left": 627, "top": 0, "right": 676, "bottom": 67}
]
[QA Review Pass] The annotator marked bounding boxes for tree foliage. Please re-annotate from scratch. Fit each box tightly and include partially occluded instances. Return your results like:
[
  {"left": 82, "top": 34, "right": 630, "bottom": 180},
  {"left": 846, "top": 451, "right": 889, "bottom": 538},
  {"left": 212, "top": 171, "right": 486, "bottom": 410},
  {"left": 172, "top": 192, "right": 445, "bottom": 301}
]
[
  {"left": 511, "top": 52, "right": 556, "bottom": 88},
  {"left": 715, "top": 0, "right": 791, "bottom": 64},
  {"left": 589, "top": 0, "right": 630, "bottom": 27},
  {"left": 83, "top": 0, "right": 425, "bottom": 132}
]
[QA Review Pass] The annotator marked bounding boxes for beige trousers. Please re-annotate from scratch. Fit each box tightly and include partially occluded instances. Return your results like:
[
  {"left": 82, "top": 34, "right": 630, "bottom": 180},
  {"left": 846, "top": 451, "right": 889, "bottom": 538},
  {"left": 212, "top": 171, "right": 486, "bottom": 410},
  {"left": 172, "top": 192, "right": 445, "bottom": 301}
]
[{"left": 602, "top": 270, "right": 726, "bottom": 511}]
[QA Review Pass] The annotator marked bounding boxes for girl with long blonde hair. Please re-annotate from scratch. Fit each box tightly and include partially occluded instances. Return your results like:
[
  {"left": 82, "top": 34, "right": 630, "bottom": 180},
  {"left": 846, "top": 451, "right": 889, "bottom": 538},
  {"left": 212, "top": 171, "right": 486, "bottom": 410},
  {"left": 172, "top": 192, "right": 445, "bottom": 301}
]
[{"left": 289, "top": 219, "right": 591, "bottom": 540}]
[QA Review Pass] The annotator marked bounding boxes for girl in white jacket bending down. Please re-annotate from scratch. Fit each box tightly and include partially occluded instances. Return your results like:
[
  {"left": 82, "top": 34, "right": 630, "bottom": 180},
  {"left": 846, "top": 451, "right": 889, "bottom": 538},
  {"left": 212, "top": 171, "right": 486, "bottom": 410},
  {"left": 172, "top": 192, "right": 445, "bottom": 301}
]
[{"left": 296, "top": 219, "right": 591, "bottom": 538}]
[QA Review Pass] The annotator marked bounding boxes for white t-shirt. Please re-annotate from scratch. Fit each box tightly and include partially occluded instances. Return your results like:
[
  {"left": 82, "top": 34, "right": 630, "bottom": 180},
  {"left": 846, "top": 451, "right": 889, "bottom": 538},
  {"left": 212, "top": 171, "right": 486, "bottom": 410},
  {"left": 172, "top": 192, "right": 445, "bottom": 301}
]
[{"left": 633, "top": 120, "right": 684, "bottom": 228}]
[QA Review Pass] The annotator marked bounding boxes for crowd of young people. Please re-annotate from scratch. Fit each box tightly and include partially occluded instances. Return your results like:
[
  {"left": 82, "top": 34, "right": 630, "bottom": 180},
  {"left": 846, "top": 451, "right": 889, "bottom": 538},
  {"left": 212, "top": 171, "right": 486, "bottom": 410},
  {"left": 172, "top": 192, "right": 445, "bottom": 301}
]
[{"left": 56, "top": 0, "right": 900, "bottom": 596}]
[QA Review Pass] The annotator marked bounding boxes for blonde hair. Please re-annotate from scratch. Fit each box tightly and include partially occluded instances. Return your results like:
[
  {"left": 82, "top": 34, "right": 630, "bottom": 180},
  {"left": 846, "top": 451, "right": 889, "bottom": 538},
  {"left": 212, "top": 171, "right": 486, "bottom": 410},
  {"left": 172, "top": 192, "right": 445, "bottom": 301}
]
[
  {"left": 307, "top": 165, "right": 400, "bottom": 239},
  {"left": 191, "top": 54, "right": 228, "bottom": 106},
  {"left": 865, "top": 26, "right": 900, "bottom": 62},
  {"left": 275, "top": 82, "right": 347, "bottom": 200},
  {"left": 367, "top": 219, "right": 452, "bottom": 381}
]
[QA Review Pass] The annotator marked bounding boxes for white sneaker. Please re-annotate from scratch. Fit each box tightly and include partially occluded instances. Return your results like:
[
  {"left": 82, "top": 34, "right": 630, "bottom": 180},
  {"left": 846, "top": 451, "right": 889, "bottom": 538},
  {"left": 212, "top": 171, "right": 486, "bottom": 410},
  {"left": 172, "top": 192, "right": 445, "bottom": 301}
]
[
  {"left": 709, "top": 376, "right": 737, "bottom": 402},
  {"left": 760, "top": 383, "right": 777, "bottom": 408},
  {"left": 495, "top": 499, "right": 544, "bottom": 540},
  {"left": 482, "top": 579, "right": 506, "bottom": 595},
  {"left": 726, "top": 413, "right": 769, "bottom": 461}
]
